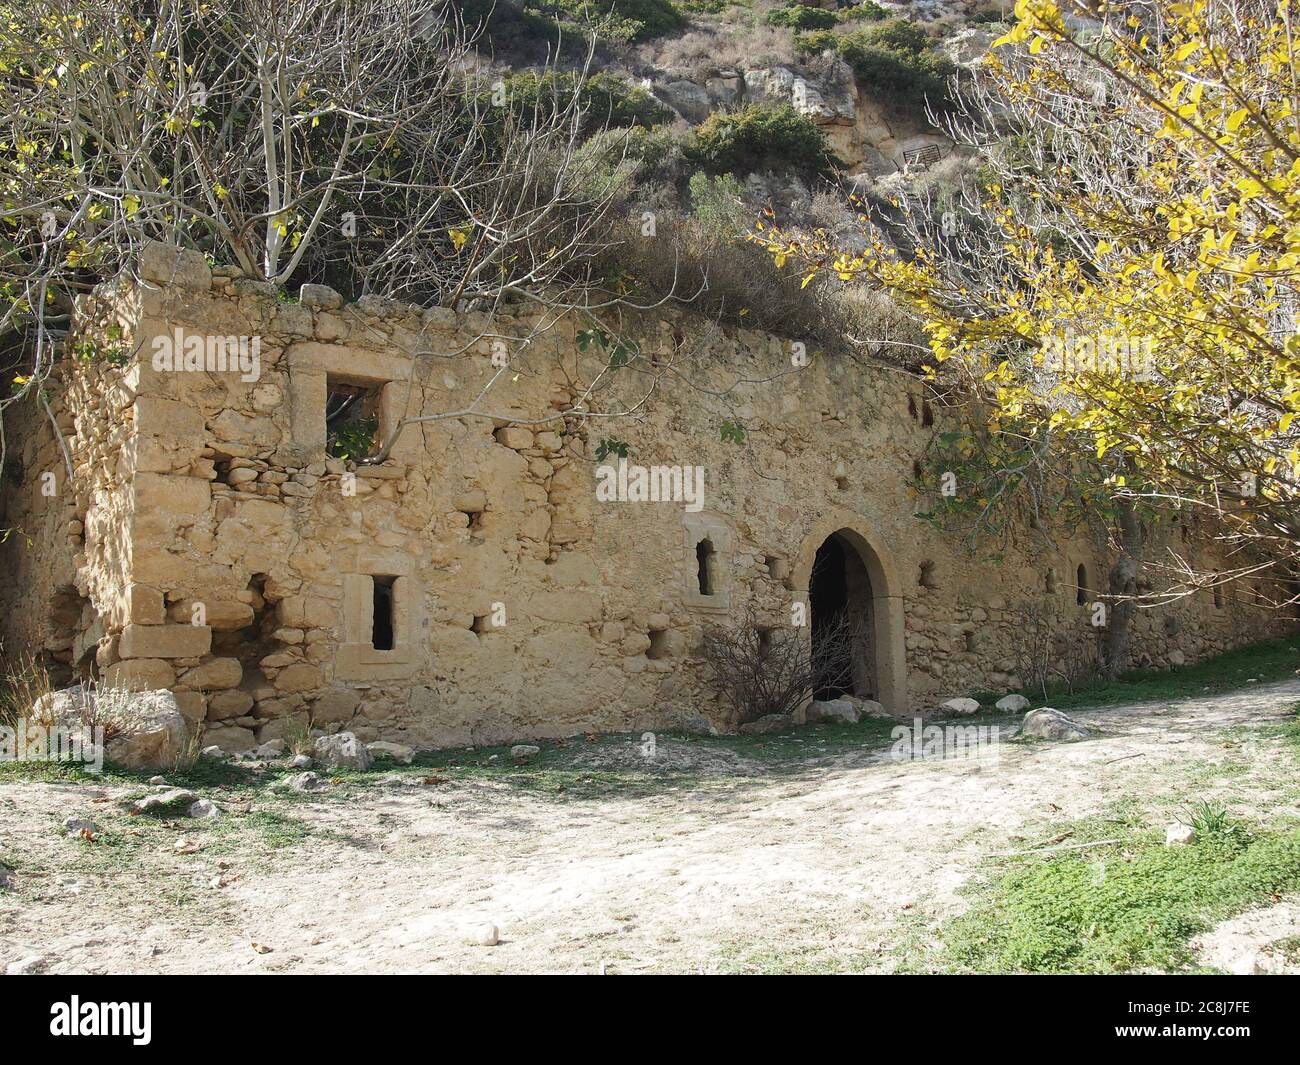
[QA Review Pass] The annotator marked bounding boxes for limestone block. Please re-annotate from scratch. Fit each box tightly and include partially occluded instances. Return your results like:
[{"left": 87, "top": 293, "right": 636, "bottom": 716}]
[
  {"left": 622, "top": 633, "right": 652, "bottom": 656},
  {"left": 178, "top": 657, "right": 243, "bottom": 690},
  {"left": 211, "top": 409, "right": 279, "bottom": 448},
  {"left": 133, "top": 472, "right": 211, "bottom": 516},
  {"left": 103, "top": 658, "right": 176, "bottom": 692},
  {"left": 315, "top": 313, "right": 349, "bottom": 341},
  {"left": 202, "top": 724, "right": 256, "bottom": 753},
  {"left": 173, "top": 690, "right": 207, "bottom": 727},
  {"left": 254, "top": 696, "right": 304, "bottom": 719},
  {"left": 134, "top": 395, "right": 205, "bottom": 439},
  {"left": 119, "top": 623, "right": 213, "bottom": 660},
  {"left": 494, "top": 427, "right": 533, "bottom": 450},
  {"left": 299, "top": 283, "right": 343, "bottom": 309},
  {"left": 207, "top": 689, "right": 255, "bottom": 721},
  {"left": 139, "top": 241, "right": 212, "bottom": 290},
  {"left": 127, "top": 585, "right": 166, "bottom": 625},
  {"left": 454, "top": 489, "right": 487, "bottom": 513},
  {"left": 526, "top": 590, "right": 602, "bottom": 625},
  {"left": 168, "top": 599, "right": 254, "bottom": 631},
  {"left": 311, "top": 689, "right": 361, "bottom": 724},
  {"left": 273, "top": 303, "right": 313, "bottom": 337},
  {"left": 274, "top": 662, "right": 320, "bottom": 693},
  {"left": 256, "top": 715, "right": 310, "bottom": 743}
]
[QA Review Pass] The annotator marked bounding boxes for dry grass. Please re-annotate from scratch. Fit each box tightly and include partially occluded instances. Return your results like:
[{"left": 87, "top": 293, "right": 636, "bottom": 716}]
[
  {"left": 637, "top": 21, "right": 796, "bottom": 78},
  {"left": 0, "top": 650, "right": 55, "bottom": 730}
]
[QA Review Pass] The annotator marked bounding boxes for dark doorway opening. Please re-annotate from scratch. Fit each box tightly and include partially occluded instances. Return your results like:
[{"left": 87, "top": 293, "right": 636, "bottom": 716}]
[{"left": 809, "top": 532, "right": 876, "bottom": 701}]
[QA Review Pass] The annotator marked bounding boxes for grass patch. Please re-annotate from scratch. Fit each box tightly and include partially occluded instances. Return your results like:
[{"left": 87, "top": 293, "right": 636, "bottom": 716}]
[
  {"left": 367, "top": 716, "right": 905, "bottom": 801},
  {"left": 1277, "top": 703, "right": 1300, "bottom": 759},
  {"left": 1268, "top": 934, "right": 1300, "bottom": 964},
  {"left": 983, "top": 633, "right": 1300, "bottom": 713},
  {"left": 942, "top": 810, "right": 1300, "bottom": 973}
]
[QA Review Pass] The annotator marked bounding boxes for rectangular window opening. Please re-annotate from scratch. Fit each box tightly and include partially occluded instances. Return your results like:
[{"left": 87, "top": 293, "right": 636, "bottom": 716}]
[
  {"left": 371, "top": 576, "right": 396, "bottom": 651},
  {"left": 326, "top": 378, "right": 383, "bottom": 461},
  {"left": 696, "top": 538, "right": 716, "bottom": 596}
]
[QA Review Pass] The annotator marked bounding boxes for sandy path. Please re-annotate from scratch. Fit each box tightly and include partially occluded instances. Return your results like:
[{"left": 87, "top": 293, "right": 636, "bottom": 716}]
[{"left": 2, "top": 679, "right": 1297, "bottom": 974}]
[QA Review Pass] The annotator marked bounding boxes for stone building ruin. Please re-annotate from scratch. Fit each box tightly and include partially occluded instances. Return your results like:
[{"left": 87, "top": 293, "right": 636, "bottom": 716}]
[{"left": 0, "top": 243, "right": 1290, "bottom": 751}]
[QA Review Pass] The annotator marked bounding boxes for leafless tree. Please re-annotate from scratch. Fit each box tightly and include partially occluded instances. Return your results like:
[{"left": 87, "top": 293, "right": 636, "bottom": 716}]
[
  {"left": 0, "top": 0, "right": 652, "bottom": 483},
  {"left": 1010, "top": 595, "right": 1101, "bottom": 702},
  {"left": 702, "top": 609, "right": 861, "bottom": 724}
]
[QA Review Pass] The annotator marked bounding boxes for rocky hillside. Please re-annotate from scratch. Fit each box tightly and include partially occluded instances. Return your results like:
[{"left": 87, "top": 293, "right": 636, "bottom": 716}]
[
  {"left": 462, "top": 1, "right": 999, "bottom": 349},
  {"left": 475, "top": 1, "right": 996, "bottom": 182}
]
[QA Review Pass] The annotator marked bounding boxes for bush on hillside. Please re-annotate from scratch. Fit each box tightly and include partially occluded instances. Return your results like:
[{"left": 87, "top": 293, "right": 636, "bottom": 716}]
[
  {"left": 767, "top": 4, "right": 837, "bottom": 31},
  {"left": 796, "top": 18, "right": 956, "bottom": 112},
  {"left": 684, "top": 103, "right": 839, "bottom": 179},
  {"left": 687, "top": 171, "right": 750, "bottom": 238},
  {"left": 833, "top": 19, "right": 956, "bottom": 111},
  {"left": 528, "top": 0, "right": 686, "bottom": 42},
  {"left": 840, "top": 1, "right": 889, "bottom": 21},
  {"left": 500, "top": 70, "right": 671, "bottom": 133}
]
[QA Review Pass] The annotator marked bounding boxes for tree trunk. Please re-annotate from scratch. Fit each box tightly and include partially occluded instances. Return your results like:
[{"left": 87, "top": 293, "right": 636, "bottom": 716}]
[{"left": 1102, "top": 500, "right": 1143, "bottom": 678}]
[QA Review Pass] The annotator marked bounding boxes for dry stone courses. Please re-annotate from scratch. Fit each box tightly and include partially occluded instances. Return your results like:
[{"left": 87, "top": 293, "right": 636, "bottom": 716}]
[{"left": 1, "top": 244, "right": 1290, "bottom": 751}]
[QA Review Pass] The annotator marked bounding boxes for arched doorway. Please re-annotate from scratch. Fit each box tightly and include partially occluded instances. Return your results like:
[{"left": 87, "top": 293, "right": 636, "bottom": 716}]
[
  {"left": 793, "top": 517, "right": 908, "bottom": 714},
  {"left": 809, "top": 533, "right": 876, "bottom": 700}
]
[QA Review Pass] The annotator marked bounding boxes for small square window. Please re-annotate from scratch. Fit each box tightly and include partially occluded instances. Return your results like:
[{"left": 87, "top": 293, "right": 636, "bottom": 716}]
[{"left": 326, "top": 378, "right": 382, "bottom": 461}]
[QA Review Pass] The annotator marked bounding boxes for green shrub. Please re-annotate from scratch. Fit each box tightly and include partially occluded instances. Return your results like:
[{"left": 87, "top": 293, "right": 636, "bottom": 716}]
[
  {"left": 498, "top": 71, "right": 671, "bottom": 133},
  {"left": 684, "top": 103, "right": 838, "bottom": 178},
  {"left": 794, "top": 28, "right": 839, "bottom": 56},
  {"left": 856, "top": 16, "right": 932, "bottom": 55},
  {"left": 687, "top": 171, "right": 749, "bottom": 238},
  {"left": 525, "top": 0, "right": 686, "bottom": 42},
  {"left": 583, "top": 71, "right": 673, "bottom": 128},
  {"left": 840, "top": 0, "right": 888, "bottom": 21},
  {"left": 766, "top": 4, "right": 837, "bottom": 31},
  {"left": 819, "top": 19, "right": 956, "bottom": 112}
]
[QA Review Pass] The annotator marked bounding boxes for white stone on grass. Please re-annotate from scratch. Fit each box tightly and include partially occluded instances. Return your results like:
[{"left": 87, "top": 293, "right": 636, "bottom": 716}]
[
  {"left": 313, "top": 732, "right": 372, "bottom": 770},
  {"left": 1021, "top": 708, "right": 1090, "bottom": 742}
]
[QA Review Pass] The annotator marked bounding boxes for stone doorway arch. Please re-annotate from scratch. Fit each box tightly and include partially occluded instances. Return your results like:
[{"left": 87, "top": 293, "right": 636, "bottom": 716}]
[{"left": 792, "top": 516, "right": 908, "bottom": 715}]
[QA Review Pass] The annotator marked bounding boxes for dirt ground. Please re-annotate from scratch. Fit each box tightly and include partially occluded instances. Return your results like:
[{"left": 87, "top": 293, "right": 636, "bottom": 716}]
[{"left": 2, "top": 679, "right": 1299, "bottom": 974}]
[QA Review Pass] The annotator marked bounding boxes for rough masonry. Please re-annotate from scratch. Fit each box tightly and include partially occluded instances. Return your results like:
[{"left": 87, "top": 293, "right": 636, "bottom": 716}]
[{"left": 0, "top": 243, "right": 1289, "bottom": 750}]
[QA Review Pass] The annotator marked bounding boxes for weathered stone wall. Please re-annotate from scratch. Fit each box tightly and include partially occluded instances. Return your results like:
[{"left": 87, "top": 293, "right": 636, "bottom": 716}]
[
  {"left": 0, "top": 281, "right": 140, "bottom": 677},
  {"left": 1, "top": 244, "right": 1290, "bottom": 750}
]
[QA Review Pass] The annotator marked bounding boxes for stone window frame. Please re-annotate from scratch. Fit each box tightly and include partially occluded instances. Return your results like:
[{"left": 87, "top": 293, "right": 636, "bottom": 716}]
[
  {"left": 287, "top": 342, "right": 420, "bottom": 466},
  {"left": 682, "top": 513, "right": 732, "bottom": 613},
  {"left": 336, "top": 548, "right": 420, "bottom": 681}
]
